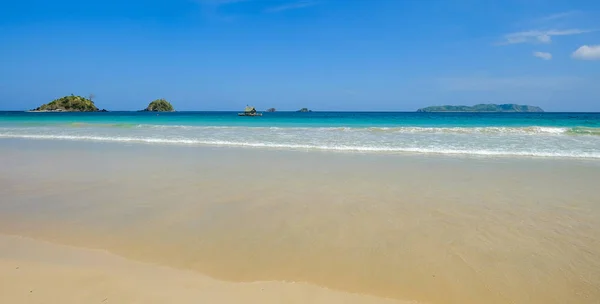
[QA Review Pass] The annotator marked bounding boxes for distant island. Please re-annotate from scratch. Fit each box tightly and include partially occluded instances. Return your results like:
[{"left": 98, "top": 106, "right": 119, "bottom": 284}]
[
  {"left": 30, "top": 95, "right": 106, "bottom": 112},
  {"left": 142, "top": 99, "right": 174, "bottom": 112},
  {"left": 297, "top": 108, "right": 312, "bottom": 112},
  {"left": 417, "top": 104, "right": 544, "bottom": 113},
  {"left": 266, "top": 108, "right": 276, "bottom": 113},
  {"left": 238, "top": 106, "right": 262, "bottom": 116}
]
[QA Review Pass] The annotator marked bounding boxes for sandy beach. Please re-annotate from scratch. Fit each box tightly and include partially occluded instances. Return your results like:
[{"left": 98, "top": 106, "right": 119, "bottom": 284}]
[
  {"left": 1, "top": 139, "right": 600, "bottom": 304},
  {"left": 0, "top": 235, "right": 407, "bottom": 304}
]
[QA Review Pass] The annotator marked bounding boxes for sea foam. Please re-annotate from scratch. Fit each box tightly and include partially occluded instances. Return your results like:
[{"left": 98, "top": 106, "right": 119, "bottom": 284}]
[{"left": 2, "top": 124, "right": 600, "bottom": 159}]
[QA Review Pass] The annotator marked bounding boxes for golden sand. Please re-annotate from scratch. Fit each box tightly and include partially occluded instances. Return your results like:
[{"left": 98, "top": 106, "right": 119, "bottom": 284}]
[
  {"left": 0, "top": 235, "right": 407, "bottom": 304},
  {"left": 1, "top": 141, "right": 599, "bottom": 303}
]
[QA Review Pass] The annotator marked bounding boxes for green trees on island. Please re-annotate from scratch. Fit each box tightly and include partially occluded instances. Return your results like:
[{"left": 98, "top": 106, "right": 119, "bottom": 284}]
[
  {"left": 31, "top": 97, "right": 543, "bottom": 113},
  {"left": 33, "top": 94, "right": 99, "bottom": 112},
  {"left": 143, "top": 99, "right": 175, "bottom": 112},
  {"left": 417, "top": 104, "right": 544, "bottom": 113},
  {"left": 31, "top": 98, "right": 538, "bottom": 114},
  {"left": 31, "top": 96, "right": 176, "bottom": 112}
]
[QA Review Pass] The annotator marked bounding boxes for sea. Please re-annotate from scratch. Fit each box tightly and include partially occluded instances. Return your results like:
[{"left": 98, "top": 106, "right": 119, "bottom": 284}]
[{"left": 1, "top": 111, "right": 599, "bottom": 159}]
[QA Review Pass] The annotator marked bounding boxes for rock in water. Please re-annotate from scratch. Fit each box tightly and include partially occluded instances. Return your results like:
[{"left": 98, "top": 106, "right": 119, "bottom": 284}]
[{"left": 142, "top": 99, "right": 175, "bottom": 112}]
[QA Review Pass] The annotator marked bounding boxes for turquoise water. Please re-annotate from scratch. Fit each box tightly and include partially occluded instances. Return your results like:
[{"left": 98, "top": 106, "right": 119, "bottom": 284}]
[
  {"left": 2, "top": 111, "right": 600, "bottom": 128},
  {"left": 1, "top": 111, "right": 599, "bottom": 158}
]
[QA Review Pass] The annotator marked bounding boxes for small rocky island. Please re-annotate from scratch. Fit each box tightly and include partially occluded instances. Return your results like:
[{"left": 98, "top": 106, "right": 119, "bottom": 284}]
[
  {"left": 31, "top": 95, "right": 106, "bottom": 112},
  {"left": 297, "top": 108, "right": 312, "bottom": 112},
  {"left": 238, "top": 106, "right": 262, "bottom": 116},
  {"left": 417, "top": 104, "right": 544, "bottom": 113},
  {"left": 142, "top": 99, "right": 175, "bottom": 112},
  {"left": 266, "top": 108, "right": 276, "bottom": 112}
]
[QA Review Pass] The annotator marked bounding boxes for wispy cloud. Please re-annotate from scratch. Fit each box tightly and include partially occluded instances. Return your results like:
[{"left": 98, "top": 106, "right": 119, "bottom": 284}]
[
  {"left": 194, "top": 0, "right": 253, "bottom": 22},
  {"left": 513, "top": 10, "right": 583, "bottom": 29},
  {"left": 572, "top": 45, "right": 600, "bottom": 60},
  {"left": 498, "top": 29, "right": 595, "bottom": 45},
  {"left": 533, "top": 51, "right": 552, "bottom": 60},
  {"left": 196, "top": 0, "right": 251, "bottom": 5},
  {"left": 534, "top": 10, "right": 580, "bottom": 23},
  {"left": 264, "top": 0, "right": 317, "bottom": 13},
  {"left": 438, "top": 76, "right": 583, "bottom": 91},
  {"left": 499, "top": 10, "right": 595, "bottom": 46}
]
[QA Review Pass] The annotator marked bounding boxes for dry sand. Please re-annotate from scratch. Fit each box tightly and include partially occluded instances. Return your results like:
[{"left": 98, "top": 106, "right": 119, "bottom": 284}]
[{"left": 0, "top": 235, "right": 408, "bottom": 304}]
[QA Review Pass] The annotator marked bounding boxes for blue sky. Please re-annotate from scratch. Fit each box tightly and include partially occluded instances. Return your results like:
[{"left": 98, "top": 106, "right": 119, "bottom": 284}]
[{"left": 1, "top": 0, "right": 599, "bottom": 111}]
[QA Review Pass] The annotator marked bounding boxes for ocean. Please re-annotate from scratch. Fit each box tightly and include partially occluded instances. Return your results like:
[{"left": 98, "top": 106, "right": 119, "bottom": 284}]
[{"left": 1, "top": 111, "right": 599, "bottom": 159}]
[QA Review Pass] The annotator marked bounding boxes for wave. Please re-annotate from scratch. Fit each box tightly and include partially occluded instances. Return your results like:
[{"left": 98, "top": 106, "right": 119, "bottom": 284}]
[
  {"left": 69, "top": 122, "right": 138, "bottom": 128},
  {"left": 42, "top": 123, "right": 600, "bottom": 136},
  {"left": 567, "top": 127, "right": 600, "bottom": 136},
  {"left": 7, "top": 121, "right": 600, "bottom": 136},
  {"left": 1, "top": 133, "right": 599, "bottom": 159},
  {"left": 363, "top": 126, "right": 572, "bottom": 135}
]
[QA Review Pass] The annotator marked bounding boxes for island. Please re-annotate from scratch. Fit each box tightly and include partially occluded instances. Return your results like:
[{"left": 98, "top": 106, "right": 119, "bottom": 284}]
[
  {"left": 30, "top": 95, "right": 106, "bottom": 112},
  {"left": 417, "top": 104, "right": 544, "bottom": 113},
  {"left": 297, "top": 108, "right": 312, "bottom": 112},
  {"left": 142, "top": 99, "right": 175, "bottom": 112},
  {"left": 238, "top": 106, "right": 262, "bottom": 116},
  {"left": 266, "top": 108, "right": 276, "bottom": 113}
]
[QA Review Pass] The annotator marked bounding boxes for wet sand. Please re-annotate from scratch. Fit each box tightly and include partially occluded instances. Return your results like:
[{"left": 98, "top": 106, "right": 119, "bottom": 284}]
[
  {"left": 1, "top": 139, "right": 600, "bottom": 303},
  {"left": 0, "top": 235, "right": 405, "bottom": 304}
]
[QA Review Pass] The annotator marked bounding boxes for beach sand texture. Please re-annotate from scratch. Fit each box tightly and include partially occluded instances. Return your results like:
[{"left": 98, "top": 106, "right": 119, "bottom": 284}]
[
  {"left": 1, "top": 140, "right": 599, "bottom": 304},
  {"left": 0, "top": 235, "right": 406, "bottom": 304}
]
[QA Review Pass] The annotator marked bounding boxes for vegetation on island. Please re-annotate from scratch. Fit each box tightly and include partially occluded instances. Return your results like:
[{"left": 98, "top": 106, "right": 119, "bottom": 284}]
[
  {"left": 238, "top": 106, "right": 262, "bottom": 116},
  {"left": 297, "top": 108, "right": 312, "bottom": 112},
  {"left": 32, "top": 94, "right": 102, "bottom": 112},
  {"left": 143, "top": 99, "right": 175, "bottom": 112},
  {"left": 417, "top": 104, "right": 544, "bottom": 113}
]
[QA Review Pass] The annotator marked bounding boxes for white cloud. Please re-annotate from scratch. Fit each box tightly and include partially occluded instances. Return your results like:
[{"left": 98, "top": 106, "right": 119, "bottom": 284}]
[
  {"left": 499, "top": 29, "right": 595, "bottom": 45},
  {"left": 265, "top": 1, "right": 317, "bottom": 13},
  {"left": 572, "top": 45, "right": 600, "bottom": 60},
  {"left": 533, "top": 51, "right": 552, "bottom": 60}
]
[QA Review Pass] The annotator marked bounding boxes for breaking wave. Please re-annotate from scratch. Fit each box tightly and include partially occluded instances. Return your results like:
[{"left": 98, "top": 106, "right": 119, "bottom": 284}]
[
  {"left": 1, "top": 131, "right": 599, "bottom": 159},
  {"left": 47, "top": 123, "right": 600, "bottom": 136}
]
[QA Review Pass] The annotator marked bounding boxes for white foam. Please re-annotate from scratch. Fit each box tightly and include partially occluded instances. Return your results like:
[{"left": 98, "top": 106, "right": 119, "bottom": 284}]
[
  {"left": 118, "top": 125, "right": 578, "bottom": 135},
  {"left": 1, "top": 133, "right": 599, "bottom": 159}
]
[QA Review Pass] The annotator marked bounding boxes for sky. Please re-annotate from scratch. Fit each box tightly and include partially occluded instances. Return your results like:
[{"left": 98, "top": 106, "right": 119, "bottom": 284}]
[{"left": 0, "top": 0, "right": 599, "bottom": 111}]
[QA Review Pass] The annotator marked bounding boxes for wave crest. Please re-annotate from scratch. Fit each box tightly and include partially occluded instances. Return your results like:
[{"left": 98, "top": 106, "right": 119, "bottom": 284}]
[
  {"left": 52, "top": 123, "right": 600, "bottom": 136},
  {"left": 1, "top": 133, "right": 599, "bottom": 159}
]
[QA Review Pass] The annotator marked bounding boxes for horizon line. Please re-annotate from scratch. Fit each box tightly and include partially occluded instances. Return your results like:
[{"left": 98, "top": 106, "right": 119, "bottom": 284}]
[{"left": 2, "top": 110, "right": 600, "bottom": 113}]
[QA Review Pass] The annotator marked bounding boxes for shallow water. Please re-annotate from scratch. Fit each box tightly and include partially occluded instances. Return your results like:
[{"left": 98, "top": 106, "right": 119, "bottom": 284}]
[
  {"left": 1, "top": 139, "right": 599, "bottom": 303},
  {"left": 1, "top": 111, "right": 600, "bottom": 158}
]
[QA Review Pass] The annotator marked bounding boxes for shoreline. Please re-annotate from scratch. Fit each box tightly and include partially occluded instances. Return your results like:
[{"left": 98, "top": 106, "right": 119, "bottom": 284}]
[
  {"left": 0, "top": 234, "right": 406, "bottom": 304},
  {"left": 1, "top": 137, "right": 599, "bottom": 160},
  {"left": 1, "top": 139, "right": 599, "bottom": 303}
]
